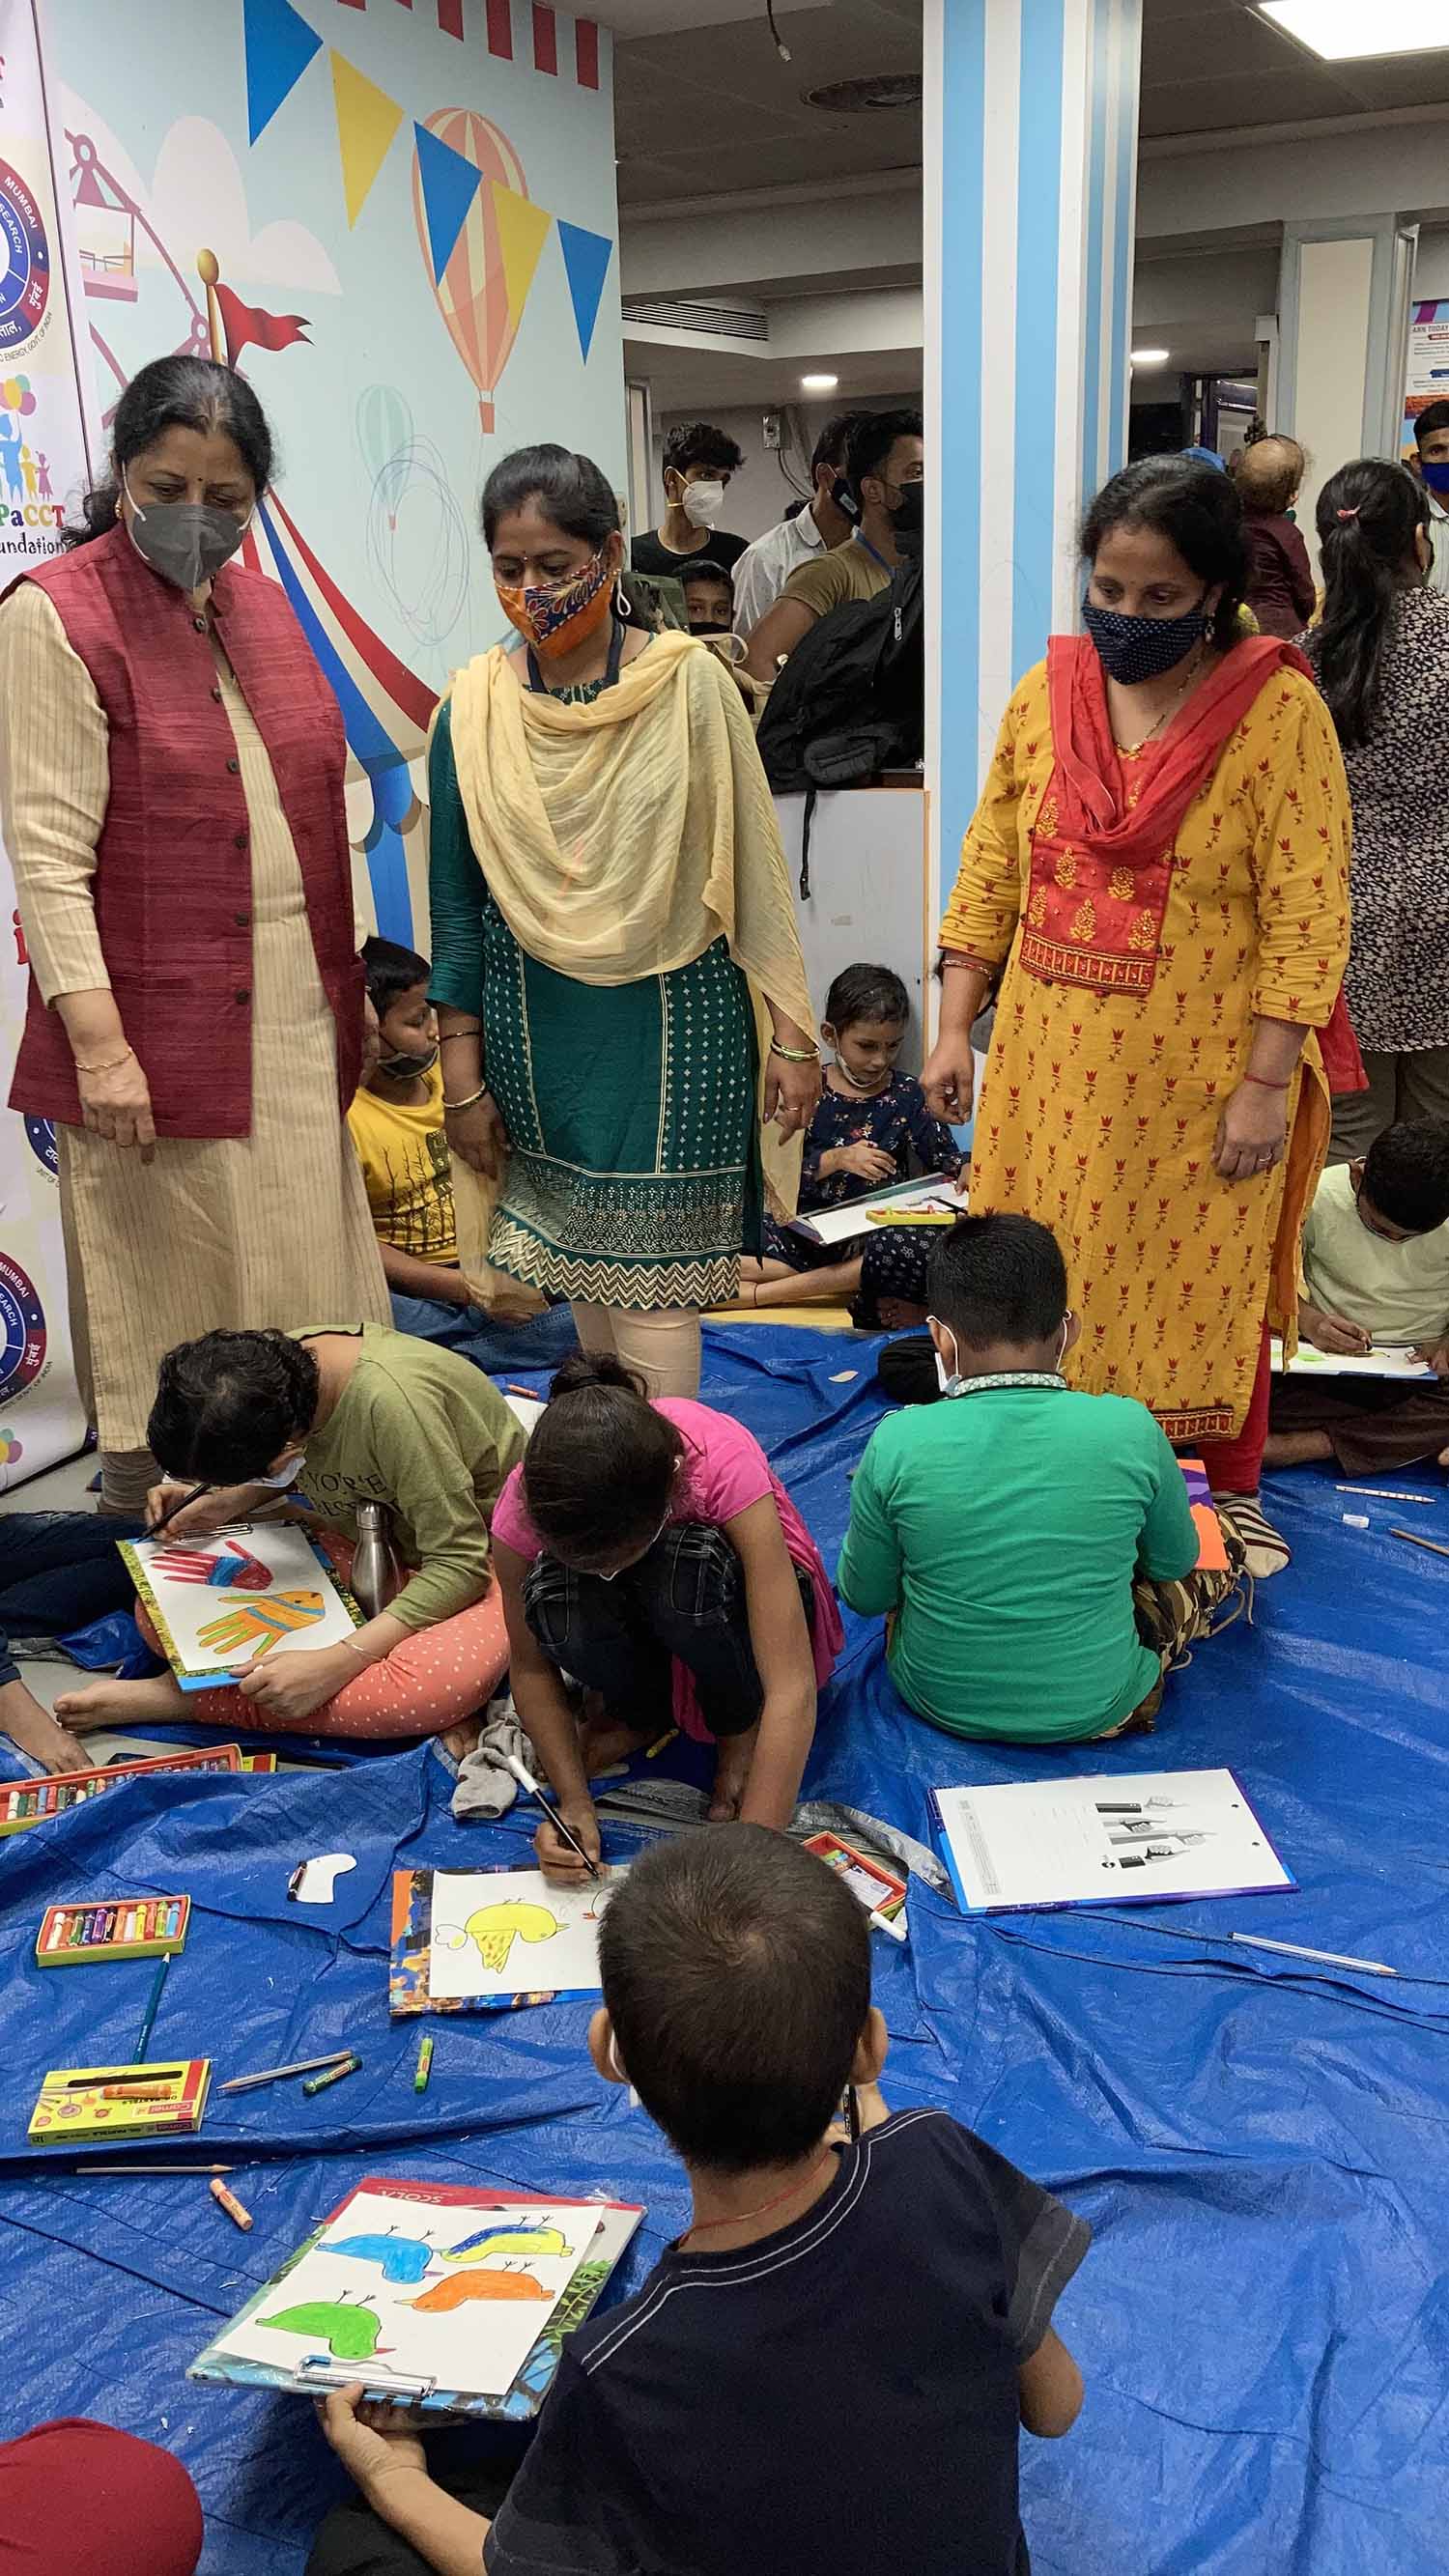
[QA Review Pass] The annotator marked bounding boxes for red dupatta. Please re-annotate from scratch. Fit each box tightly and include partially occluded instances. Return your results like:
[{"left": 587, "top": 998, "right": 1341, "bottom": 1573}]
[{"left": 1020, "top": 633, "right": 1310, "bottom": 998}]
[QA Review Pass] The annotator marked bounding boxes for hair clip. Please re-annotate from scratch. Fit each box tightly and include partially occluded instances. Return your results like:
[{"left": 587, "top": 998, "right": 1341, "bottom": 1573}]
[{"left": 1335, "top": 506, "right": 1360, "bottom": 521}]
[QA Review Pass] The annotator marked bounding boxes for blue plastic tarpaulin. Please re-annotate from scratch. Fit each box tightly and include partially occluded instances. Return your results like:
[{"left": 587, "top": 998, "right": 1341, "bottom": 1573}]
[{"left": 2, "top": 1321, "right": 1447, "bottom": 2573}]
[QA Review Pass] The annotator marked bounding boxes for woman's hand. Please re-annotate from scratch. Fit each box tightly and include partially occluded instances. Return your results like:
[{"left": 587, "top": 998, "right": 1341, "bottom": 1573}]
[
  {"left": 236, "top": 1641, "right": 363, "bottom": 1722},
  {"left": 919, "top": 1041, "right": 975, "bottom": 1124},
  {"left": 443, "top": 1090, "right": 507, "bottom": 1181},
  {"left": 764, "top": 1053, "right": 822, "bottom": 1141},
  {"left": 1213, "top": 1082, "right": 1288, "bottom": 1182},
  {"left": 319, "top": 2388, "right": 426, "bottom": 2495},
  {"left": 535, "top": 1797, "right": 603, "bottom": 1885},
  {"left": 77, "top": 1052, "right": 156, "bottom": 1162}
]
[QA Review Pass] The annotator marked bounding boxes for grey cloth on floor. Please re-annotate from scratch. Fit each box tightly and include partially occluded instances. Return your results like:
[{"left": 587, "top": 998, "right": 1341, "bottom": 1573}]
[{"left": 450, "top": 1695, "right": 528, "bottom": 1820}]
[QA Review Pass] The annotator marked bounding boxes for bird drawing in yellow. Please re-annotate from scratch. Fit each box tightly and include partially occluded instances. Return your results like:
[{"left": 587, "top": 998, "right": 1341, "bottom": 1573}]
[{"left": 461, "top": 1900, "right": 560, "bottom": 1973}]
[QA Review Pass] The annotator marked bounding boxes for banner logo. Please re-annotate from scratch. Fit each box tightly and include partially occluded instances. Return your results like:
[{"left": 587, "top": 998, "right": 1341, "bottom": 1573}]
[
  {"left": 0, "top": 1249, "right": 46, "bottom": 1400},
  {"left": 0, "top": 154, "right": 50, "bottom": 354}
]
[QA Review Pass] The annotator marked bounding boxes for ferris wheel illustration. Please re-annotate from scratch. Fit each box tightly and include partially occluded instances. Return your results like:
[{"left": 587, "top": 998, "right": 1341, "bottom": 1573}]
[{"left": 66, "top": 125, "right": 435, "bottom": 946}]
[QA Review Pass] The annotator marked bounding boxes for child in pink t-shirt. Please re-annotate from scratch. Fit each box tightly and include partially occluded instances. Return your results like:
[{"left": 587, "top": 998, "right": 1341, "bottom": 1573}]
[{"left": 491, "top": 1353, "right": 843, "bottom": 1875}]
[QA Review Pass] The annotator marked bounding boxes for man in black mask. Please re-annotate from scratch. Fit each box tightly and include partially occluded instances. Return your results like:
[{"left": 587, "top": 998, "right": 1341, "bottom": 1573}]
[{"left": 744, "top": 408, "right": 923, "bottom": 684}]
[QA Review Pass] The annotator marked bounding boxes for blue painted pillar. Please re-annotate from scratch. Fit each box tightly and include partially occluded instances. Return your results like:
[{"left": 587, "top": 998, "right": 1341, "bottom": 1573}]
[{"left": 923, "top": 0, "right": 1144, "bottom": 940}]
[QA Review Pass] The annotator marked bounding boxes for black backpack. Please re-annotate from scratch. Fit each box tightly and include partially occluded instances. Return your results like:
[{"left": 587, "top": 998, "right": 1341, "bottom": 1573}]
[{"left": 754, "top": 559, "right": 923, "bottom": 892}]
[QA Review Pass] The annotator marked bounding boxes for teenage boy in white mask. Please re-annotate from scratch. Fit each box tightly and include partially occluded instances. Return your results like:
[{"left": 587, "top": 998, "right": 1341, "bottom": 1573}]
[
  {"left": 838, "top": 1213, "right": 1199, "bottom": 1745},
  {"left": 630, "top": 421, "right": 748, "bottom": 581}
]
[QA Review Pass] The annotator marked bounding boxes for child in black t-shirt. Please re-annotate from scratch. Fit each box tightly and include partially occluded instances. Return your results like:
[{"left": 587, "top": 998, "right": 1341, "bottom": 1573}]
[{"left": 315, "top": 1826, "right": 1089, "bottom": 2576}]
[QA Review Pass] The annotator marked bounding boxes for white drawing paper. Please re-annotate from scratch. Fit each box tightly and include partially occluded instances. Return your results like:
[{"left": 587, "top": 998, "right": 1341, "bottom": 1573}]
[
  {"left": 1270, "top": 1338, "right": 1430, "bottom": 1382},
  {"left": 934, "top": 1769, "right": 1294, "bottom": 1913},
  {"left": 213, "top": 2186, "right": 600, "bottom": 2397},
  {"left": 504, "top": 1392, "right": 545, "bottom": 1436},
  {"left": 119, "top": 1522, "right": 361, "bottom": 1688},
  {"left": 427, "top": 1867, "right": 621, "bottom": 2002},
  {"left": 790, "top": 1174, "right": 966, "bottom": 1249}
]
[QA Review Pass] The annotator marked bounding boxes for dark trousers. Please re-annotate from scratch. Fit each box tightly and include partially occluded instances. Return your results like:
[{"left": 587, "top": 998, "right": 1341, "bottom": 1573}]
[
  {"left": 0, "top": 1510, "right": 144, "bottom": 1688},
  {"left": 524, "top": 1521, "right": 814, "bottom": 1741},
  {"left": 1268, "top": 1373, "right": 1449, "bottom": 1475},
  {"left": 307, "top": 2455, "right": 516, "bottom": 2576}
]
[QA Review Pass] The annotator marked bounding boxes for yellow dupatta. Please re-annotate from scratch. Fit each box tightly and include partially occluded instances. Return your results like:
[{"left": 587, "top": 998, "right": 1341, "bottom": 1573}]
[{"left": 445, "top": 630, "right": 814, "bottom": 1213}]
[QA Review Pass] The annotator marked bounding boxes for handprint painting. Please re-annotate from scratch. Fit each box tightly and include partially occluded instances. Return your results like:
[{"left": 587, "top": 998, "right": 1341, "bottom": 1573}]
[
  {"left": 119, "top": 1524, "right": 364, "bottom": 1688},
  {"left": 427, "top": 1868, "right": 619, "bottom": 2003}
]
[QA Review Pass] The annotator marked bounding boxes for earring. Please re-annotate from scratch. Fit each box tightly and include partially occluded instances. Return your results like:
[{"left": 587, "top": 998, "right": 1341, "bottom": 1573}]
[{"left": 613, "top": 578, "right": 633, "bottom": 621}]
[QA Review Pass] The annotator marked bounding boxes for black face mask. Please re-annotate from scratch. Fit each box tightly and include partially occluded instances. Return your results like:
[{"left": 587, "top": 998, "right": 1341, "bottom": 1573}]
[
  {"left": 890, "top": 478, "right": 923, "bottom": 557},
  {"left": 376, "top": 1042, "right": 439, "bottom": 1082}
]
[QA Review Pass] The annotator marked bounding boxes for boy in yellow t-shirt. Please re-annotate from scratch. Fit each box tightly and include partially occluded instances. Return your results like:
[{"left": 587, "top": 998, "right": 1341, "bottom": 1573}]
[{"left": 349, "top": 937, "right": 483, "bottom": 1346}]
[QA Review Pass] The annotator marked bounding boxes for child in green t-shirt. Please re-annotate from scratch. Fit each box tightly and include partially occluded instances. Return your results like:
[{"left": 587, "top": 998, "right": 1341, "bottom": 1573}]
[{"left": 838, "top": 1213, "right": 1199, "bottom": 1742}]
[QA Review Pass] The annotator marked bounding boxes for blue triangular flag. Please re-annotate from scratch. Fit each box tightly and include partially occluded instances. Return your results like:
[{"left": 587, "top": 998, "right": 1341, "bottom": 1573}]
[
  {"left": 243, "top": 0, "right": 324, "bottom": 147},
  {"left": 413, "top": 123, "right": 483, "bottom": 285},
  {"left": 556, "top": 220, "right": 614, "bottom": 363}
]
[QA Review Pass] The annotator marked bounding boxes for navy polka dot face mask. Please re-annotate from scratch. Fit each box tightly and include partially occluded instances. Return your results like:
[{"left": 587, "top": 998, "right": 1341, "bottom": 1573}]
[{"left": 1081, "top": 590, "right": 1211, "bottom": 685}]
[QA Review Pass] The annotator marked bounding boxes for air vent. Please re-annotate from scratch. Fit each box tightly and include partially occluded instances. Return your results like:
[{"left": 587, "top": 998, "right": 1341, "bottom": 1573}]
[
  {"left": 804, "top": 72, "right": 922, "bottom": 113},
  {"left": 622, "top": 297, "right": 768, "bottom": 342}
]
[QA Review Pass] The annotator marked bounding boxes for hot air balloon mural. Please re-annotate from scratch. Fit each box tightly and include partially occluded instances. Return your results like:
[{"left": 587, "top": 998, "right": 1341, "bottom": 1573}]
[
  {"left": 356, "top": 383, "right": 414, "bottom": 532},
  {"left": 412, "top": 110, "right": 534, "bottom": 435}
]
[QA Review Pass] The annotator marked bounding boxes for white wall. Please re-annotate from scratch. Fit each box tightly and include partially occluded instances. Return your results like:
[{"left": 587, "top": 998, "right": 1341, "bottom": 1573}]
[{"left": 1415, "top": 229, "right": 1449, "bottom": 302}]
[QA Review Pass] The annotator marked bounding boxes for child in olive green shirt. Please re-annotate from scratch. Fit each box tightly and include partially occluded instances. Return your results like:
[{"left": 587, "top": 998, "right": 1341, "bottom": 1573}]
[
  {"left": 56, "top": 1325, "right": 525, "bottom": 1743},
  {"left": 838, "top": 1215, "right": 1198, "bottom": 1742}
]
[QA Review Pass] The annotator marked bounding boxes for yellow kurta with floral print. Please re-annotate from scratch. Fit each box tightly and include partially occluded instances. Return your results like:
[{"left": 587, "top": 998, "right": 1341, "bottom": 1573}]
[{"left": 941, "top": 660, "right": 1352, "bottom": 1438}]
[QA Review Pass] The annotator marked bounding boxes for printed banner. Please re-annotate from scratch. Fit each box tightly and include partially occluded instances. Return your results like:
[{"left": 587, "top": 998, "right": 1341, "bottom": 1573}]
[{"left": 0, "top": 0, "right": 96, "bottom": 1486}]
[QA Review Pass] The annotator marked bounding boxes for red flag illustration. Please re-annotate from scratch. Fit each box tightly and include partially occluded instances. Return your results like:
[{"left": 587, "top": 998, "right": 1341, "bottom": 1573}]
[{"left": 214, "top": 282, "right": 310, "bottom": 361}]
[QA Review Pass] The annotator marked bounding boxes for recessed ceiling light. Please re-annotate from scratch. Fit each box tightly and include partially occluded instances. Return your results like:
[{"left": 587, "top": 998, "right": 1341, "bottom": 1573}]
[
  {"left": 1256, "top": 2, "right": 1449, "bottom": 59},
  {"left": 1131, "top": 349, "right": 1171, "bottom": 367},
  {"left": 801, "top": 373, "right": 839, "bottom": 393}
]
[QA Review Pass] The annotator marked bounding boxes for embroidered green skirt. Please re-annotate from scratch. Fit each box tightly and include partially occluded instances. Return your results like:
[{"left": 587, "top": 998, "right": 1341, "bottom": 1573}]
[{"left": 428, "top": 701, "right": 762, "bottom": 1311}]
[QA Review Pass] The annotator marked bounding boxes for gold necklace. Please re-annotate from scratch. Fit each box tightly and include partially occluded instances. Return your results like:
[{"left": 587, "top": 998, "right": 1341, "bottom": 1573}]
[{"left": 1113, "top": 646, "right": 1208, "bottom": 755}]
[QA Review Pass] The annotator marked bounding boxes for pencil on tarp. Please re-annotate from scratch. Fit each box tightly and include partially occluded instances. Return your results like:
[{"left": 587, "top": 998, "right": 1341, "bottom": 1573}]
[
  {"left": 413, "top": 2034, "right": 434, "bottom": 2094},
  {"left": 302, "top": 2052, "right": 360, "bottom": 2097},
  {"left": 1391, "top": 1527, "right": 1449, "bottom": 1561},
  {"left": 74, "top": 2162, "right": 237, "bottom": 2175},
  {"left": 220, "top": 2051, "right": 354, "bottom": 2094},
  {"left": 134, "top": 1953, "right": 171, "bottom": 2062}
]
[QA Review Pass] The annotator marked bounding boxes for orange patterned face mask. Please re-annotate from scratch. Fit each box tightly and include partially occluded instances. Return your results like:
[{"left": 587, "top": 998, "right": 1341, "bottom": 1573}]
[{"left": 495, "top": 551, "right": 613, "bottom": 659}]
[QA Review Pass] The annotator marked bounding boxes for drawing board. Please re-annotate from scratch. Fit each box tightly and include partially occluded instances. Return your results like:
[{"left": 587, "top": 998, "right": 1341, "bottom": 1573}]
[
  {"left": 933, "top": 1769, "right": 1295, "bottom": 1913},
  {"left": 118, "top": 1524, "right": 362, "bottom": 1688},
  {"left": 191, "top": 2181, "right": 645, "bottom": 2410},
  {"left": 426, "top": 1867, "right": 620, "bottom": 2003},
  {"left": 1270, "top": 1338, "right": 1430, "bottom": 1381},
  {"left": 790, "top": 1174, "right": 966, "bottom": 1248}
]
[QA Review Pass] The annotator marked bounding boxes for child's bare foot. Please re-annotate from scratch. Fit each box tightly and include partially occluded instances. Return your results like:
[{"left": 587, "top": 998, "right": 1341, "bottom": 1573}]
[
  {"left": 708, "top": 1724, "right": 758, "bottom": 1823},
  {"left": 579, "top": 1711, "right": 659, "bottom": 1774},
  {"left": 440, "top": 1714, "right": 485, "bottom": 1764},
  {"left": 53, "top": 1674, "right": 190, "bottom": 1729},
  {"left": 0, "top": 1679, "right": 91, "bottom": 1775}
]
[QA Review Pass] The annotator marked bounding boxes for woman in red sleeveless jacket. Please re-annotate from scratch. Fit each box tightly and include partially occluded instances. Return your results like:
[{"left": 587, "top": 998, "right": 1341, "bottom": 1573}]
[{"left": 0, "top": 356, "right": 387, "bottom": 1510}]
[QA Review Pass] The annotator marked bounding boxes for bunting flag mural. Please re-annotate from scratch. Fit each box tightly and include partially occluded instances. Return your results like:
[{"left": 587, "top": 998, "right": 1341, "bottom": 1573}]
[
  {"left": 555, "top": 218, "right": 612, "bottom": 362},
  {"left": 240, "top": 0, "right": 616, "bottom": 408},
  {"left": 493, "top": 184, "right": 552, "bottom": 336},
  {"left": 244, "top": 0, "right": 324, "bottom": 145},
  {"left": 330, "top": 52, "right": 405, "bottom": 227}
]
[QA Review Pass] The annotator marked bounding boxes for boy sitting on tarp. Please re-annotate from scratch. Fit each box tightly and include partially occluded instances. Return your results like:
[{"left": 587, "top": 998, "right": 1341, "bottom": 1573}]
[
  {"left": 312, "top": 1826, "right": 1089, "bottom": 2576},
  {"left": 1264, "top": 1118, "right": 1449, "bottom": 1477},
  {"left": 838, "top": 1212, "right": 1203, "bottom": 1742}
]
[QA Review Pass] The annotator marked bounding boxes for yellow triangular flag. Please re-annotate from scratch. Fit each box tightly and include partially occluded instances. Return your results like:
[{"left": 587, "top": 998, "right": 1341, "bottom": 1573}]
[
  {"left": 329, "top": 50, "right": 404, "bottom": 228},
  {"left": 492, "top": 183, "right": 553, "bottom": 328}
]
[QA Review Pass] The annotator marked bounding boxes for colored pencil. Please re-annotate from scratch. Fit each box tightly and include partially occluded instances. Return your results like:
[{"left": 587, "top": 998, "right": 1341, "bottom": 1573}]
[
  {"left": 75, "top": 2163, "right": 237, "bottom": 2175},
  {"left": 134, "top": 1953, "right": 171, "bottom": 2062},
  {"left": 1335, "top": 1486, "right": 1435, "bottom": 1505},
  {"left": 219, "top": 2050, "right": 354, "bottom": 2094},
  {"left": 1391, "top": 1527, "right": 1449, "bottom": 1561},
  {"left": 302, "top": 2053, "right": 360, "bottom": 2097}
]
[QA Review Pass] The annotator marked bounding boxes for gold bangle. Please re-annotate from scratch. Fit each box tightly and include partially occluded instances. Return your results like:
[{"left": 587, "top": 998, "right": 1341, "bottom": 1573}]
[
  {"left": 439, "top": 1028, "right": 482, "bottom": 1042},
  {"left": 75, "top": 1044, "right": 135, "bottom": 1074},
  {"left": 770, "top": 1042, "right": 820, "bottom": 1063},
  {"left": 443, "top": 1084, "right": 488, "bottom": 1110}
]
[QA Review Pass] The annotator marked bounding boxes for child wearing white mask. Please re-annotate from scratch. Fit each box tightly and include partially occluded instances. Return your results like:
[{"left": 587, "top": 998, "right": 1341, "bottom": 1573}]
[
  {"left": 629, "top": 420, "right": 750, "bottom": 583},
  {"left": 838, "top": 1212, "right": 1201, "bottom": 1743}
]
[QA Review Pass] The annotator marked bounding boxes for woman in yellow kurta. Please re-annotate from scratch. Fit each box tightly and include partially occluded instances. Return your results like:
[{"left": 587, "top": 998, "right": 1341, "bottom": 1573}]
[{"left": 923, "top": 460, "right": 1351, "bottom": 1566}]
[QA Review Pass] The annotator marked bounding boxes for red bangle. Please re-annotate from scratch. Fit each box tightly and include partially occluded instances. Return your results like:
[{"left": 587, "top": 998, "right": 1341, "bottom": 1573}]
[{"left": 1242, "top": 1072, "right": 1291, "bottom": 1090}]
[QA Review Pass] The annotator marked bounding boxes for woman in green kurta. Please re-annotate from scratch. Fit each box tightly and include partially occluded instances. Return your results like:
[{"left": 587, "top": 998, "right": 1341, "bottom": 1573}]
[{"left": 428, "top": 446, "right": 819, "bottom": 1399}]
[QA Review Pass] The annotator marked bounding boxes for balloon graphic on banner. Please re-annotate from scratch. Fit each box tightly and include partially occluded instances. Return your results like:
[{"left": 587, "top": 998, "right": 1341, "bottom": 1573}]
[
  {"left": 356, "top": 382, "right": 413, "bottom": 529},
  {"left": 412, "top": 110, "right": 528, "bottom": 435}
]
